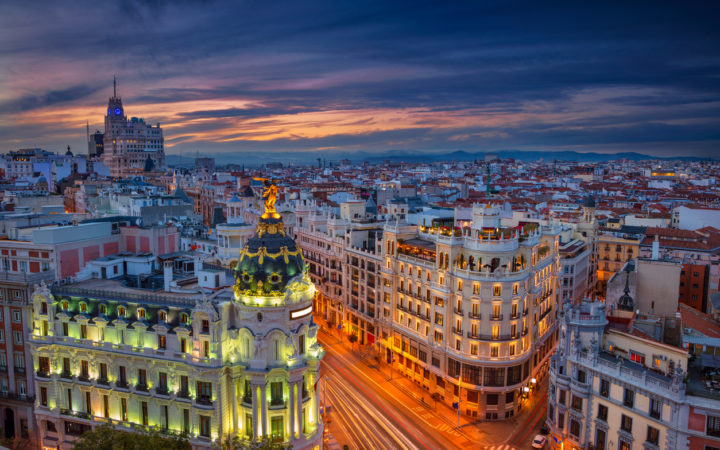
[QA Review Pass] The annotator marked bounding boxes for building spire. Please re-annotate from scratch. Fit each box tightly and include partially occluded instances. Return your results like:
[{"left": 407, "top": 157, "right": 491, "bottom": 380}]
[{"left": 113, "top": 76, "right": 117, "bottom": 97}]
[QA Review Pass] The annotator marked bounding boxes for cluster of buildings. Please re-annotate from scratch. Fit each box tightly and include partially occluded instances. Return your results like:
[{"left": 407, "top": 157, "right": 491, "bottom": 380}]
[{"left": 0, "top": 83, "right": 719, "bottom": 448}]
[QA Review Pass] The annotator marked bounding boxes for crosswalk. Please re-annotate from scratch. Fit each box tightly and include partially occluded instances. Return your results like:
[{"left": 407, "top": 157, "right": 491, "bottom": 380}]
[{"left": 484, "top": 446, "right": 516, "bottom": 450}]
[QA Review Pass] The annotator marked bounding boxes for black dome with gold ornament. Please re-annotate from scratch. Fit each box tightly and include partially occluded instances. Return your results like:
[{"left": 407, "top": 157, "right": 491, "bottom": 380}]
[{"left": 233, "top": 179, "right": 306, "bottom": 297}]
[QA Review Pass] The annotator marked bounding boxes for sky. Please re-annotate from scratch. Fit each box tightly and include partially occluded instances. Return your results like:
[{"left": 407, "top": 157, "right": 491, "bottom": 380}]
[{"left": 0, "top": 0, "right": 719, "bottom": 160}]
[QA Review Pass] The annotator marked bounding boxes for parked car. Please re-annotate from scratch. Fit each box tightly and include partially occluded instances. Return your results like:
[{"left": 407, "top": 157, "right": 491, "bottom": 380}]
[{"left": 532, "top": 435, "right": 548, "bottom": 448}]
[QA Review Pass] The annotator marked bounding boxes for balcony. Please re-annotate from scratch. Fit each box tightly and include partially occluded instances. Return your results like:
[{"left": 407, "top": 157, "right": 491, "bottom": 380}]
[
  {"left": 115, "top": 380, "right": 129, "bottom": 389},
  {"left": 452, "top": 327, "right": 463, "bottom": 336},
  {"left": 196, "top": 397, "right": 213, "bottom": 407},
  {"left": 176, "top": 389, "right": 190, "bottom": 399},
  {"left": 36, "top": 370, "right": 50, "bottom": 379},
  {"left": 510, "top": 312, "right": 520, "bottom": 320},
  {"left": 14, "top": 366, "right": 25, "bottom": 375},
  {"left": 242, "top": 395, "right": 252, "bottom": 405},
  {"left": 270, "top": 398, "right": 285, "bottom": 408},
  {"left": 156, "top": 386, "right": 170, "bottom": 396},
  {"left": 490, "top": 314, "right": 504, "bottom": 321},
  {"left": 469, "top": 311, "right": 481, "bottom": 320},
  {"left": 78, "top": 374, "right": 90, "bottom": 383},
  {"left": 96, "top": 378, "right": 109, "bottom": 387},
  {"left": 60, "top": 371, "right": 73, "bottom": 380},
  {"left": 453, "top": 308, "right": 464, "bottom": 315},
  {"left": 0, "top": 365, "right": 6, "bottom": 373}
]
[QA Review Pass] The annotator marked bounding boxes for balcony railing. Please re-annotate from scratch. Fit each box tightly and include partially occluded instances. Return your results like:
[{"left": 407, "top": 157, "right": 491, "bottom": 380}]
[
  {"left": 196, "top": 397, "right": 213, "bottom": 406},
  {"left": 156, "top": 386, "right": 170, "bottom": 396},
  {"left": 490, "top": 314, "right": 504, "bottom": 321},
  {"left": 115, "top": 380, "right": 129, "bottom": 389},
  {"left": 176, "top": 389, "right": 190, "bottom": 399},
  {"left": 36, "top": 370, "right": 50, "bottom": 379},
  {"left": 469, "top": 311, "right": 481, "bottom": 319},
  {"left": 135, "top": 383, "right": 148, "bottom": 392},
  {"left": 60, "top": 371, "right": 73, "bottom": 380},
  {"left": 452, "top": 327, "right": 463, "bottom": 336}
]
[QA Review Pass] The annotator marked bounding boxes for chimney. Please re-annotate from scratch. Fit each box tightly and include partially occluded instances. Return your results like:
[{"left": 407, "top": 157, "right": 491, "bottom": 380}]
[
  {"left": 652, "top": 234, "right": 660, "bottom": 260},
  {"left": 163, "top": 260, "right": 173, "bottom": 292},
  {"left": 194, "top": 255, "right": 202, "bottom": 278}
]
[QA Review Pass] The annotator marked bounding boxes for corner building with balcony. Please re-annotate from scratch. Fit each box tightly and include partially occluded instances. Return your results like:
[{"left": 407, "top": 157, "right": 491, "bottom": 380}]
[
  {"left": 28, "top": 208, "right": 323, "bottom": 448},
  {"left": 381, "top": 204, "right": 560, "bottom": 419}
]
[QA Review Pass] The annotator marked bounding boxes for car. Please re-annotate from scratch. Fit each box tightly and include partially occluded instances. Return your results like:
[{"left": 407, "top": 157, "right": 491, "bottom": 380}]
[
  {"left": 532, "top": 434, "right": 548, "bottom": 448},
  {"left": 539, "top": 422, "right": 549, "bottom": 435}
]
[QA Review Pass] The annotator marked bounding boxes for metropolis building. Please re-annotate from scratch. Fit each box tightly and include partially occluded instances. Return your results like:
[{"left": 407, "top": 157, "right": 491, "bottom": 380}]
[
  {"left": 101, "top": 80, "right": 165, "bottom": 177},
  {"left": 28, "top": 186, "right": 324, "bottom": 449}
]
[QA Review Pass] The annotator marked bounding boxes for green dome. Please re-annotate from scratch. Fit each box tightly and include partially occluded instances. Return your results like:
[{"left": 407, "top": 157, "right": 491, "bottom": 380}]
[{"left": 234, "top": 217, "right": 306, "bottom": 296}]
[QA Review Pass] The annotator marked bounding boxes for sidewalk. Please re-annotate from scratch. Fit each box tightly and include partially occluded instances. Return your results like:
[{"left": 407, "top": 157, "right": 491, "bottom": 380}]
[{"left": 341, "top": 335, "right": 548, "bottom": 448}]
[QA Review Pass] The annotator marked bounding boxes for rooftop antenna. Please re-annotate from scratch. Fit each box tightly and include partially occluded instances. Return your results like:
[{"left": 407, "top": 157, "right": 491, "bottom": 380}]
[{"left": 113, "top": 75, "right": 117, "bottom": 97}]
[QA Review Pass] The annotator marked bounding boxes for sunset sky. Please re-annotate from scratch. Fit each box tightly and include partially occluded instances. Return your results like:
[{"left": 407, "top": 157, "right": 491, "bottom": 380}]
[{"left": 0, "top": 0, "right": 718, "bottom": 160}]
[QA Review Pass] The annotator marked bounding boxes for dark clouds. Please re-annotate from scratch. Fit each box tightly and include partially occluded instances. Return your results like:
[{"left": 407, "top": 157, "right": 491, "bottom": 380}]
[{"left": 0, "top": 0, "right": 718, "bottom": 158}]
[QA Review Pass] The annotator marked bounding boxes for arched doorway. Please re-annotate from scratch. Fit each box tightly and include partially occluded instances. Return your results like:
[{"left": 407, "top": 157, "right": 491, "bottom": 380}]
[{"left": 4, "top": 407, "right": 14, "bottom": 438}]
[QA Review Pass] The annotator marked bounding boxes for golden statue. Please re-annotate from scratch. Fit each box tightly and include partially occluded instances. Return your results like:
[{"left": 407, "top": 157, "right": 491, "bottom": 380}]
[{"left": 253, "top": 177, "right": 280, "bottom": 219}]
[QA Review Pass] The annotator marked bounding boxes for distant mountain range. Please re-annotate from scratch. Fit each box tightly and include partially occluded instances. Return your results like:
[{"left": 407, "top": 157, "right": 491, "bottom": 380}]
[{"left": 166, "top": 149, "right": 713, "bottom": 167}]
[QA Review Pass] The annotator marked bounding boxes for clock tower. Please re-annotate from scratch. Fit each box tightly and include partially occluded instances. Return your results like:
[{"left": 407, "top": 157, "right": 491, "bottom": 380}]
[{"left": 101, "top": 77, "right": 165, "bottom": 176}]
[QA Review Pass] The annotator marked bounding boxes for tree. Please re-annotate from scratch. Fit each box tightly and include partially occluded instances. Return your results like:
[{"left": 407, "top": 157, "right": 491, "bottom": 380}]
[
  {"left": 220, "top": 435, "right": 292, "bottom": 450},
  {"left": 72, "top": 424, "right": 190, "bottom": 450}
]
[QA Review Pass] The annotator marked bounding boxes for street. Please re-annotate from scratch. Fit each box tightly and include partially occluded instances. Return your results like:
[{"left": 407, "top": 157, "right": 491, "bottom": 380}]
[{"left": 318, "top": 327, "right": 548, "bottom": 450}]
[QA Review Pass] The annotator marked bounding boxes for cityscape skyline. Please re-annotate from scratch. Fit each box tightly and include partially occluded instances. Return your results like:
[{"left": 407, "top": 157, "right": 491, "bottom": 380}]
[{"left": 1, "top": 1, "right": 719, "bottom": 158}]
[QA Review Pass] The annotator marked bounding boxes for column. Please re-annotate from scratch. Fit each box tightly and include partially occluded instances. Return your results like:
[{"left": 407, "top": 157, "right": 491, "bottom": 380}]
[
  {"left": 295, "top": 379, "right": 303, "bottom": 437},
  {"left": 260, "top": 383, "right": 268, "bottom": 438},
  {"left": 232, "top": 379, "right": 238, "bottom": 433},
  {"left": 313, "top": 375, "right": 319, "bottom": 427},
  {"left": 288, "top": 381, "right": 296, "bottom": 439},
  {"left": 251, "top": 384, "right": 258, "bottom": 441}
]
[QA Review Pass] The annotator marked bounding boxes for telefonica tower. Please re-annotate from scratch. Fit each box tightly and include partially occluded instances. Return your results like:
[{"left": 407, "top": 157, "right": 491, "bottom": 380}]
[
  {"left": 101, "top": 78, "right": 165, "bottom": 176},
  {"left": 29, "top": 180, "right": 324, "bottom": 449}
]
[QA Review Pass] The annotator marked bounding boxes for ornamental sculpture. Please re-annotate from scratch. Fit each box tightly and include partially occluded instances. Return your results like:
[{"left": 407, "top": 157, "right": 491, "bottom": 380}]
[{"left": 252, "top": 176, "right": 280, "bottom": 219}]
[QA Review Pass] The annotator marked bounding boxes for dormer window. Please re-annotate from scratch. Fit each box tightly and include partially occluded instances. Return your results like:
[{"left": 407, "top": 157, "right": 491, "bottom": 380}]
[
  {"left": 61, "top": 300, "right": 69, "bottom": 311},
  {"left": 40, "top": 302, "right": 48, "bottom": 315},
  {"left": 118, "top": 306, "right": 126, "bottom": 317},
  {"left": 99, "top": 304, "right": 106, "bottom": 315},
  {"left": 137, "top": 308, "right": 145, "bottom": 319},
  {"left": 80, "top": 302, "right": 87, "bottom": 313},
  {"left": 180, "top": 313, "right": 188, "bottom": 324},
  {"left": 159, "top": 311, "right": 167, "bottom": 322}
]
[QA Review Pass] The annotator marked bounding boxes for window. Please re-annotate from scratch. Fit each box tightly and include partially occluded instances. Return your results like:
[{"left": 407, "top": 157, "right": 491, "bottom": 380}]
[
  {"left": 577, "top": 370, "right": 586, "bottom": 383},
  {"left": 158, "top": 334, "right": 166, "bottom": 349},
  {"left": 621, "top": 414, "right": 633, "bottom": 433},
  {"left": 158, "top": 372, "right": 168, "bottom": 392},
  {"left": 493, "top": 285, "right": 501, "bottom": 296},
  {"left": 630, "top": 351, "right": 645, "bottom": 365},
  {"left": 597, "top": 404, "right": 608, "bottom": 421},
  {"left": 118, "top": 366, "right": 127, "bottom": 384},
  {"left": 200, "top": 415, "right": 211, "bottom": 438},
  {"left": 473, "top": 283, "right": 480, "bottom": 295},
  {"left": 40, "top": 387, "right": 47, "bottom": 406},
  {"left": 558, "top": 412, "right": 564, "bottom": 430},
  {"left": 99, "top": 363, "right": 107, "bottom": 381},
  {"left": 159, "top": 311, "right": 166, "bottom": 322},
  {"left": 181, "top": 338, "right": 187, "bottom": 353},
  {"left": 600, "top": 379, "right": 609, "bottom": 397},
  {"left": 137, "top": 308, "right": 145, "bottom": 319},
  {"left": 62, "top": 322, "right": 68, "bottom": 336},
  {"left": 41, "top": 302, "right": 48, "bottom": 314},
  {"left": 183, "top": 409, "right": 190, "bottom": 433},
  {"left": 80, "top": 324, "right": 87, "bottom": 339},
  {"left": 79, "top": 303, "right": 87, "bottom": 313},
  {"left": 708, "top": 415, "right": 720, "bottom": 437},
  {"left": 121, "top": 398, "right": 128, "bottom": 421},
  {"left": 203, "top": 340, "right": 210, "bottom": 357},
  {"left": 570, "top": 419, "right": 580, "bottom": 438},
  {"left": 509, "top": 343, "right": 515, "bottom": 356},
  {"left": 197, "top": 381, "right": 212, "bottom": 403},
  {"left": 490, "top": 345, "right": 499, "bottom": 357},
  {"left": 13, "top": 331, "right": 22, "bottom": 345},
  {"left": 99, "top": 304, "right": 106, "bottom": 315},
  {"left": 271, "top": 416, "right": 284, "bottom": 441},
  {"left": 80, "top": 360, "right": 89, "bottom": 379},
  {"left": 137, "top": 369, "right": 147, "bottom": 388},
  {"left": 650, "top": 398, "right": 662, "bottom": 419},
  {"left": 646, "top": 426, "right": 659, "bottom": 445},
  {"left": 11, "top": 310, "right": 20, "bottom": 323},
  {"left": 141, "top": 401, "right": 148, "bottom": 426},
  {"left": 571, "top": 395, "right": 582, "bottom": 411},
  {"left": 623, "top": 388, "right": 634, "bottom": 408},
  {"left": 513, "top": 283, "right": 518, "bottom": 295},
  {"left": 559, "top": 389, "right": 566, "bottom": 405}
]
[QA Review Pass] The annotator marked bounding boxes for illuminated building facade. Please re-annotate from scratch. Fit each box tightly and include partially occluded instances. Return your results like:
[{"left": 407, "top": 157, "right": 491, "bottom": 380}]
[
  {"left": 297, "top": 199, "right": 560, "bottom": 420},
  {"left": 28, "top": 188, "right": 323, "bottom": 449},
  {"left": 382, "top": 204, "right": 560, "bottom": 419},
  {"left": 102, "top": 80, "right": 164, "bottom": 177}
]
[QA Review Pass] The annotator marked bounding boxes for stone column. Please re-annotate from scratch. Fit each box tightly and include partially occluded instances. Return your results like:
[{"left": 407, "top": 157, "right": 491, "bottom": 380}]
[
  {"left": 251, "top": 384, "right": 258, "bottom": 441},
  {"left": 296, "top": 379, "right": 303, "bottom": 436},
  {"left": 288, "top": 381, "right": 296, "bottom": 439},
  {"left": 232, "top": 379, "right": 238, "bottom": 433},
  {"left": 260, "top": 383, "right": 268, "bottom": 438}
]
